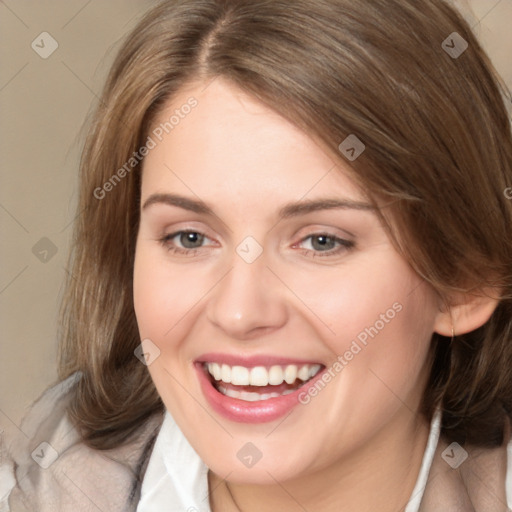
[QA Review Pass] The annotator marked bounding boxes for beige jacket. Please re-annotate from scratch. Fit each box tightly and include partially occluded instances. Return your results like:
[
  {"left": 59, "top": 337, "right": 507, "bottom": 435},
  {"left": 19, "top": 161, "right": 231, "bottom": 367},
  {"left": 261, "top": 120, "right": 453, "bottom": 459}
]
[{"left": 3, "top": 373, "right": 164, "bottom": 512}]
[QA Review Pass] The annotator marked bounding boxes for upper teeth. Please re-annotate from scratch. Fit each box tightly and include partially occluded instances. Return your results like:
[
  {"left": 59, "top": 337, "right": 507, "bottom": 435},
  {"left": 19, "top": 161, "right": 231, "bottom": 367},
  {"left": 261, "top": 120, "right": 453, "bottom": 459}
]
[{"left": 205, "top": 363, "right": 322, "bottom": 386}]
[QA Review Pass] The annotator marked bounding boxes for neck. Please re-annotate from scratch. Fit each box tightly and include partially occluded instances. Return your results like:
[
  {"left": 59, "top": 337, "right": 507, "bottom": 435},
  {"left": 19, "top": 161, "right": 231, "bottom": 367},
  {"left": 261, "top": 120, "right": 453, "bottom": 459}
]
[{"left": 209, "top": 407, "right": 431, "bottom": 512}]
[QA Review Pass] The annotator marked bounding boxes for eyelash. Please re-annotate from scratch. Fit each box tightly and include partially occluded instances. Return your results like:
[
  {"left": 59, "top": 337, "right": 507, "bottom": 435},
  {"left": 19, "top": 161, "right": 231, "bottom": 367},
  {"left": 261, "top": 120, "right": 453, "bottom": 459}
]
[{"left": 158, "top": 230, "right": 355, "bottom": 258}]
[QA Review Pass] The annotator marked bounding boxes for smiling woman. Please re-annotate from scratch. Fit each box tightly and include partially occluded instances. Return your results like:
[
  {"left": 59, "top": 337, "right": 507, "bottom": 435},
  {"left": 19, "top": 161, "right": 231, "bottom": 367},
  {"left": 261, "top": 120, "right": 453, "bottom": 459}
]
[{"left": 3, "top": 0, "right": 512, "bottom": 511}]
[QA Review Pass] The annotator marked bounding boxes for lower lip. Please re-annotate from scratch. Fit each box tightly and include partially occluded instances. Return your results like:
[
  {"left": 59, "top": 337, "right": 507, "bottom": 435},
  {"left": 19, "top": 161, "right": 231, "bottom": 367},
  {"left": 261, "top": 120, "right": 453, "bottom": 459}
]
[{"left": 195, "top": 363, "right": 325, "bottom": 423}]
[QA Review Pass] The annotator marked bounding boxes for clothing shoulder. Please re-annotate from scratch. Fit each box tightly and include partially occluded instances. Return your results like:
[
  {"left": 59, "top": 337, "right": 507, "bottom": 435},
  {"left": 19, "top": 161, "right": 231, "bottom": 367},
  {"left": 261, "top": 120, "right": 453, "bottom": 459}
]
[
  {"left": 420, "top": 423, "right": 512, "bottom": 512},
  {"left": 2, "top": 372, "right": 163, "bottom": 512}
]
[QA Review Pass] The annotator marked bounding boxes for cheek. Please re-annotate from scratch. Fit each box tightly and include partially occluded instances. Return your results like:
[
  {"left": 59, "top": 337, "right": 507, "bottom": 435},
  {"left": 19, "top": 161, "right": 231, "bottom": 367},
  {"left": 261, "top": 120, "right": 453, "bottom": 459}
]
[
  {"left": 133, "top": 244, "right": 203, "bottom": 411},
  {"left": 280, "top": 253, "right": 436, "bottom": 401},
  {"left": 278, "top": 250, "right": 428, "bottom": 348},
  {"left": 133, "top": 244, "right": 209, "bottom": 340}
]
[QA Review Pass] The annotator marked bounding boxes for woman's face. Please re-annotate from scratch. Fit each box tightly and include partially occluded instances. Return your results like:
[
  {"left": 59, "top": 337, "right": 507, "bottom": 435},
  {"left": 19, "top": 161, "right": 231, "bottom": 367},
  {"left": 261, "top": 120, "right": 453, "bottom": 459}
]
[{"left": 134, "top": 77, "right": 441, "bottom": 483}]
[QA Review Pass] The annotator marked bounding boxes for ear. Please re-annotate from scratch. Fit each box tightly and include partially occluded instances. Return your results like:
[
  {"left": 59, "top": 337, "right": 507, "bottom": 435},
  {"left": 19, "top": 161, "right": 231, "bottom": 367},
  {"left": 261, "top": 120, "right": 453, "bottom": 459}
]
[{"left": 434, "top": 289, "right": 500, "bottom": 336}]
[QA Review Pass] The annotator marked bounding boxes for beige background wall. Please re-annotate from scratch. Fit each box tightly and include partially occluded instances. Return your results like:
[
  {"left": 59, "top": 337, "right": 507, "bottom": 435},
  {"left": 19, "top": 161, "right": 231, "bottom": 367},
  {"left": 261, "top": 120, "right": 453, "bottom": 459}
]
[
  {"left": 0, "top": 0, "right": 154, "bottom": 444},
  {"left": 1, "top": 0, "right": 511, "bottom": 444}
]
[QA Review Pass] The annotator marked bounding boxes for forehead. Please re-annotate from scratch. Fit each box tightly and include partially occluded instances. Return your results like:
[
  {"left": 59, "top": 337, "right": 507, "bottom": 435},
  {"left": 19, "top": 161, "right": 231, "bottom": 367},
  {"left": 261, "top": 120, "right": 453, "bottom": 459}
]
[{"left": 141, "top": 78, "right": 367, "bottom": 207}]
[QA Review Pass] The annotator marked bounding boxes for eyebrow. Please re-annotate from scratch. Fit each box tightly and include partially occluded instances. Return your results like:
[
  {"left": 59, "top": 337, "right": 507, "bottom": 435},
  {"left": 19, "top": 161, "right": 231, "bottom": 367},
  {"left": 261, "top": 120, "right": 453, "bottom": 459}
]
[{"left": 142, "top": 193, "right": 376, "bottom": 218}]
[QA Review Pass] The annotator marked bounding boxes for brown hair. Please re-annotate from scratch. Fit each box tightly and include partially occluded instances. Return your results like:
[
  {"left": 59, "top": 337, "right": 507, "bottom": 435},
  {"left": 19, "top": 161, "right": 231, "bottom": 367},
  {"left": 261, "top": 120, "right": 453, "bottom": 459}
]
[{"left": 58, "top": 0, "right": 512, "bottom": 450}]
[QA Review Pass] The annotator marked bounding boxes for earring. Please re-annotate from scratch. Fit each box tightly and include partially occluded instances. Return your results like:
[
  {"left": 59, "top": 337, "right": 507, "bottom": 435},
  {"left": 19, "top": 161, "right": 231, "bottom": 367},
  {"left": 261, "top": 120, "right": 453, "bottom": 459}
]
[{"left": 450, "top": 323, "right": 455, "bottom": 342}]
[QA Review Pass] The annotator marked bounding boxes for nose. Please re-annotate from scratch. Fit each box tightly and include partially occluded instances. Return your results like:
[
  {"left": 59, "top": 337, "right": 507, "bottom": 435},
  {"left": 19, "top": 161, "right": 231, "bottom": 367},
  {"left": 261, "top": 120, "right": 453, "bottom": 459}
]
[{"left": 206, "top": 249, "right": 288, "bottom": 340}]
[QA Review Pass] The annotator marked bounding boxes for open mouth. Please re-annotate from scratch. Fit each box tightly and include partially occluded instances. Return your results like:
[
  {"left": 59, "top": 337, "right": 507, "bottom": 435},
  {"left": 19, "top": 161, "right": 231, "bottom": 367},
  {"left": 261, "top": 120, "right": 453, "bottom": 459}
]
[{"left": 202, "top": 362, "right": 324, "bottom": 402}]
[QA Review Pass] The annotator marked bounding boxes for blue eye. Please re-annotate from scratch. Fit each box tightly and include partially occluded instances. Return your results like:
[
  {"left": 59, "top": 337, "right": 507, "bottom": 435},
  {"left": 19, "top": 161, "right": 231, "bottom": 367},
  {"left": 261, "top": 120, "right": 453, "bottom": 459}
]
[
  {"left": 296, "top": 234, "right": 354, "bottom": 257},
  {"left": 174, "top": 231, "right": 205, "bottom": 249},
  {"left": 159, "top": 230, "right": 211, "bottom": 255}
]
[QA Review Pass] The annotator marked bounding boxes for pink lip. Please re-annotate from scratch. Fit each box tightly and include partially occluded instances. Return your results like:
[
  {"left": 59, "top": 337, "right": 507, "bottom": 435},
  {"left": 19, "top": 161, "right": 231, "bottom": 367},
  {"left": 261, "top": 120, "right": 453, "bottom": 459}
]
[
  {"left": 194, "top": 359, "right": 326, "bottom": 424},
  {"left": 195, "top": 352, "right": 322, "bottom": 368}
]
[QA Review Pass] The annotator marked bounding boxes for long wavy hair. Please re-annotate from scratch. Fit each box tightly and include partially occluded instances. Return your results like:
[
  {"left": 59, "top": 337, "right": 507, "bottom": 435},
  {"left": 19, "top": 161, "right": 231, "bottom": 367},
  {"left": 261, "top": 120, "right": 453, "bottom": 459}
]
[{"left": 58, "top": 0, "right": 512, "bottom": 450}]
